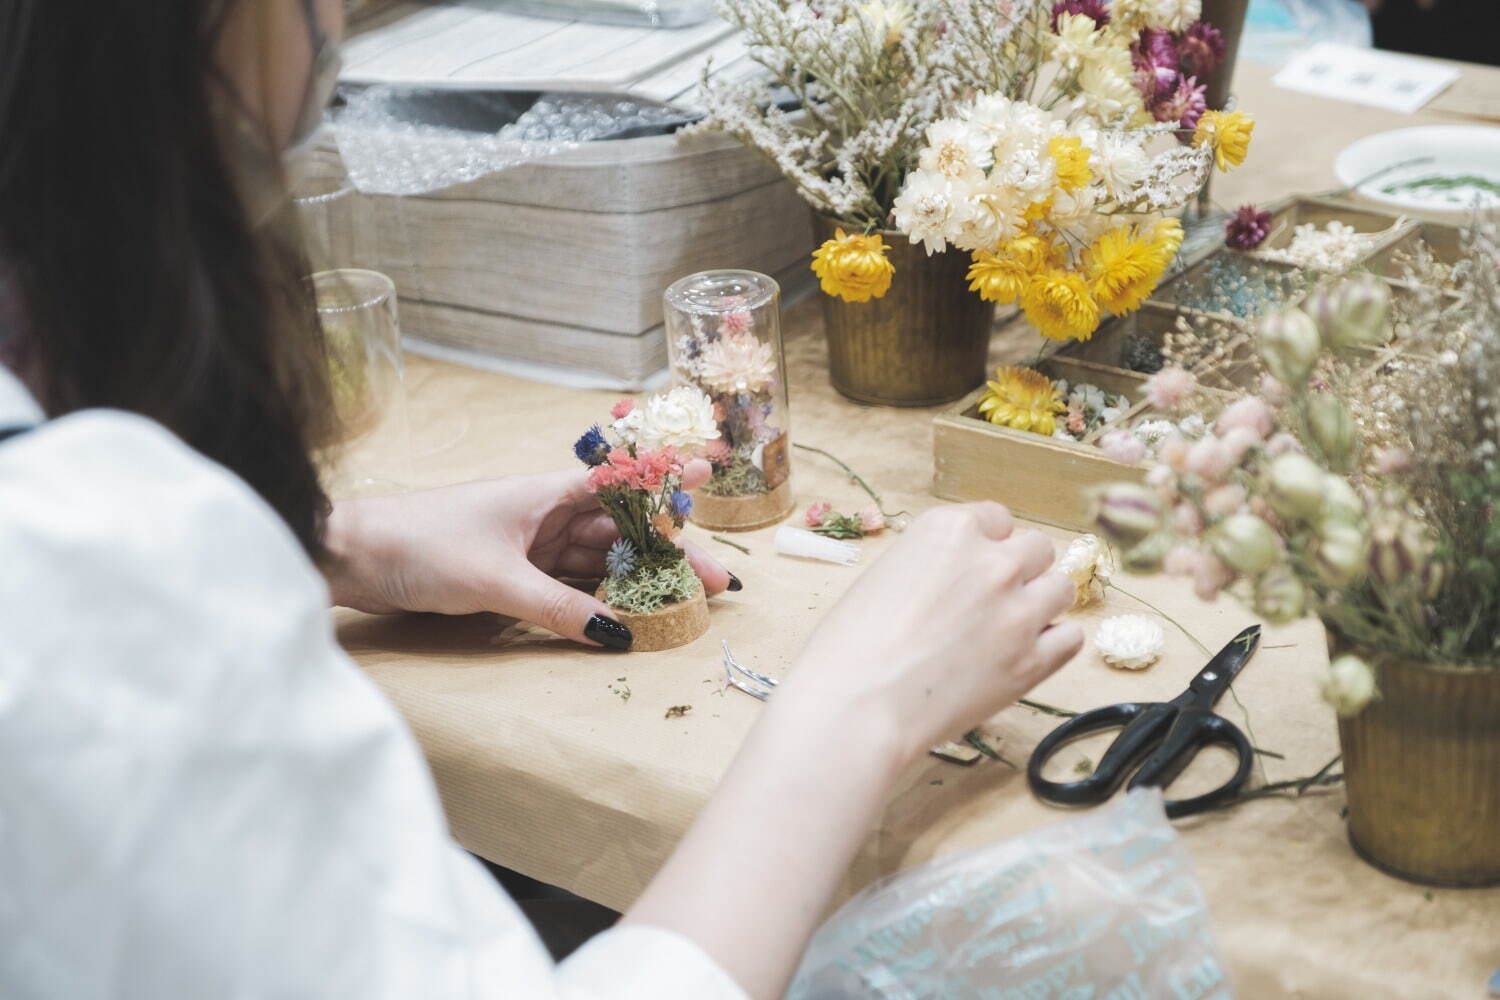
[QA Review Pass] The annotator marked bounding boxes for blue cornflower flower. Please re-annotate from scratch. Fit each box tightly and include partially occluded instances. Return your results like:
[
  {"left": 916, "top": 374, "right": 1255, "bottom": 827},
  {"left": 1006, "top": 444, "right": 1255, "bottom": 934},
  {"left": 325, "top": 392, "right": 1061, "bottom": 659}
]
[
  {"left": 573, "top": 425, "right": 609, "bottom": 466},
  {"left": 605, "top": 538, "right": 638, "bottom": 579},
  {"left": 670, "top": 490, "right": 693, "bottom": 518}
]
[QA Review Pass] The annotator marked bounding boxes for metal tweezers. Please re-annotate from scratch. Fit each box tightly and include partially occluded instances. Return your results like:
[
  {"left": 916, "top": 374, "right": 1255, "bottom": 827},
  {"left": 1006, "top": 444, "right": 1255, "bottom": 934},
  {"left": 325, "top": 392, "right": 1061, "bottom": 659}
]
[{"left": 722, "top": 641, "right": 779, "bottom": 700}]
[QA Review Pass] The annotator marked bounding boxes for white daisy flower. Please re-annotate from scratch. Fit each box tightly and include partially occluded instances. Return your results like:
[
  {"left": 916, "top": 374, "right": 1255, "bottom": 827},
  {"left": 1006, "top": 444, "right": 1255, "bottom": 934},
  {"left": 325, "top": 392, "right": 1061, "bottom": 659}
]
[
  {"left": 1091, "top": 132, "right": 1150, "bottom": 201},
  {"left": 892, "top": 169, "right": 959, "bottom": 255},
  {"left": 917, "top": 119, "right": 994, "bottom": 181}
]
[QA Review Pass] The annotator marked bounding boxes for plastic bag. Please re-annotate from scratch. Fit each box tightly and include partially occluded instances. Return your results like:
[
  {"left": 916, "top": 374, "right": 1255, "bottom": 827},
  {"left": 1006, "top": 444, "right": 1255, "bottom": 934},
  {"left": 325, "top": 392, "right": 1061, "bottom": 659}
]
[
  {"left": 1243, "top": 0, "right": 1372, "bottom": 66},
  {"left": 786, "top": 789, "right": 1233, "bottom": 1000}
]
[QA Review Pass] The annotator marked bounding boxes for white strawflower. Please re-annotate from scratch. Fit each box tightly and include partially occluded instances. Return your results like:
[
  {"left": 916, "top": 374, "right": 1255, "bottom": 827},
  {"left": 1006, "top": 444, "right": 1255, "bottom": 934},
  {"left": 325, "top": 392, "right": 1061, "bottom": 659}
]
[
  {"left": 917, "top": 118, "right": 994, "bottom": 182},
  {"left": 1049, "top": 12, "right": 1104, "bottom": 73},
  {"left": 963, "top": 95, "right": 1056, "bottom": 166},
  {"left": 1114, "top": 0, "right": 1199, "bottom": 30},
  {"left": 1320, "top": 655, "right": 1378, "bottom": 717},
  {"left": 948, "top": 181, "right": 1025, "bottom": 252},
  {"left": 635, "top": 386, "right": 721, "bottom": 451},
  {"left": 1058, "top": 534, "right": 1113, "bottom": 609},
  {"left": 990, "top": 146, "right": 1056, "bottom": 208},
  {"left": 1091, "top": 133, "right": 1150, "bottom": 201},
  {"left": 1076, "top": 49, "right": 1144, "bottom": 124},
  {"left": 697, "top": 335, "right": 777, "bottom": 394},
  {"left": 1048, "top": 184, "right": 1100, "bottom": 227},
  {"left": 1096, "top": 615, "right": 1166, "bottom": 670},
  {"left": 892, "top": 169, "right": 959, "bottom": 255}
]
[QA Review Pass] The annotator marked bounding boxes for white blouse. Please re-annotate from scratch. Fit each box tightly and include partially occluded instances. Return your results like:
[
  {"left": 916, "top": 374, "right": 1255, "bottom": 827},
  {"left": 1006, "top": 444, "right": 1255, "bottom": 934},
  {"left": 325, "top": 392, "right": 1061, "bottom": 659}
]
[{"left": 0, "top": 367, "right": 746, "bottom": 1000}]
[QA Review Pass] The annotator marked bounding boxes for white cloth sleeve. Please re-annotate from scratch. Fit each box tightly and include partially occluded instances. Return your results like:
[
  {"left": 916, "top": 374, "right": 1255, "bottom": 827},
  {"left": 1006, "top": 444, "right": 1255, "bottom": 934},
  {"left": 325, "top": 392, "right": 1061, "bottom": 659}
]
[{"left": 0, "top": 410, "right": 746, "bottom": 1000}]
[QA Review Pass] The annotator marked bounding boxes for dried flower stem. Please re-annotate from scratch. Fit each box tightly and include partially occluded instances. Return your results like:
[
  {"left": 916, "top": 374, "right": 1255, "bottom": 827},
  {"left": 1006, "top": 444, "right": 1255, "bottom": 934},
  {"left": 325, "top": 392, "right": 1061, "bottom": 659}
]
[
  {"left": 794, "top": 442, "right": 911, "bottom": 520},
  {"left": 712, "top": 535, "right": 752, "bottom": 555}
]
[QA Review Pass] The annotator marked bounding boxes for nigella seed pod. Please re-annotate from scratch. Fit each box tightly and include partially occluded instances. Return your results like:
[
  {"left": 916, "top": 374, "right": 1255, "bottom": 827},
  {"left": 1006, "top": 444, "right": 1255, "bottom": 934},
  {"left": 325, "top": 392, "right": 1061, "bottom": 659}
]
[
  {"left": 1208, "top": 513, "right": 1280, "bottom": 576},
  {"left": 1309, "top": 274, "right": 1391, "bottom": 352},
  {"left": 1257, "top": 308, "right": 1322, "bottom": 386},
  {"left": 1122, "top": 532, "right": 1173, "bottom": 573},
  {"left": 1320, "top": 475, "right": 1365, "bottom": 524},
  {"left": 1253, "top": 564, "right": 1307, "bottom": 624},
  {"left": 1306, "top": 394, "right": 1356, "bottom": 471},
  {"left": 1315, "top": 519, "right": 1369, "bottom": 587},
  {"left": 1265, "top": 453, "right": 1327, "bottom": 523},
  {"left": 1320, "top": 654, "right": 1377, "bottom": 717},
  {"left": 1088, "top": 484, "right": 1164, "bottom": 547}
]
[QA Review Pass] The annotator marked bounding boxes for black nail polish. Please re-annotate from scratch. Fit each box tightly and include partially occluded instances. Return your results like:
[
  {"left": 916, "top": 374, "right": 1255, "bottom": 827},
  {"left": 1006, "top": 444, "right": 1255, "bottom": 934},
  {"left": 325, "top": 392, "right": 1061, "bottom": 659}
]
[
  {"left": 727, "top": 573, "right": 744, "bottom": 592},
  {"left": 585, "top": 614, "right": 633, "bottom": 651}
]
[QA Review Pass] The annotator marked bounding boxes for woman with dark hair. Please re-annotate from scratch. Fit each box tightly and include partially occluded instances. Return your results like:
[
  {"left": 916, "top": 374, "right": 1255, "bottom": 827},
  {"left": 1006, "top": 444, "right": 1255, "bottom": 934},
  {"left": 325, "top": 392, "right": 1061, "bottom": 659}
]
[{"left": 0, "top": 2, "right": 1082, "bottom": 997}]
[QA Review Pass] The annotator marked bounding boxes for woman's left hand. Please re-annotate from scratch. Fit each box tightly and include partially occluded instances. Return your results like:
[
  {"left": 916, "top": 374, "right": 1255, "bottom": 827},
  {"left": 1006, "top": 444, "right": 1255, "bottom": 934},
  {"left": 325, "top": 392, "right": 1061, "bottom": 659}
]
[{"left": 323, "top": 460, "right": 735, "bottom": 649}]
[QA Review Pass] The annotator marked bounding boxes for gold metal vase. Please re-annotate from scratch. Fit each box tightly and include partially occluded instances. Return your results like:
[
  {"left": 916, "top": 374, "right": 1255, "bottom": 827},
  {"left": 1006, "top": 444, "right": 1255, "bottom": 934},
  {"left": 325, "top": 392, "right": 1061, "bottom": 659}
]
[
  {"left": 813, "top": 213, "right": 995, "bottom": 407},
  {"left": 1334, "top": 639, "right": 1500, "bottom": 887}
]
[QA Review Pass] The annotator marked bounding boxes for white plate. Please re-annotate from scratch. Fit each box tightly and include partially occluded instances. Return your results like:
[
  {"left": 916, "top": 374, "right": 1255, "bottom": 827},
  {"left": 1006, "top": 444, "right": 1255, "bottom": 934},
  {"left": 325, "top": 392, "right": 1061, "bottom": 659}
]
[{"left": 1334, "top": 125, "right": 1500, "bottom": 216}]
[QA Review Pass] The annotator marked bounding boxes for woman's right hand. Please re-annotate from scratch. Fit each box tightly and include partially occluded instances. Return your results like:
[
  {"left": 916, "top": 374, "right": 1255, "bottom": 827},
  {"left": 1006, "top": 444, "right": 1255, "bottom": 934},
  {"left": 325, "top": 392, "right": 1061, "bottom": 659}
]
[{"left": 769, "top": 501, "right": 1083, "bottom": 770}]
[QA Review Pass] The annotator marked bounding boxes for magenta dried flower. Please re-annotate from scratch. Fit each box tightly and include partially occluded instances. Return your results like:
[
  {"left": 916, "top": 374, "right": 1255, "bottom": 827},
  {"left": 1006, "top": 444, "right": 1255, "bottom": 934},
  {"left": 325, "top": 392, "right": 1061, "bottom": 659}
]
[
  {"left": 1148, "top": 72, "right": 1206, "bottom": 132},
  {"left": 1131, "top": 28, "right": 1180, "bottom": 101},
  {"left": 1178, "top": 21, "right": 1226, "bottom": 78},
  {"left": 1225, "top": 205, "right": 1272, "bottom": 251},
  {"left": 1050, "top": 0, "right": 1110, "bottom": 30}
]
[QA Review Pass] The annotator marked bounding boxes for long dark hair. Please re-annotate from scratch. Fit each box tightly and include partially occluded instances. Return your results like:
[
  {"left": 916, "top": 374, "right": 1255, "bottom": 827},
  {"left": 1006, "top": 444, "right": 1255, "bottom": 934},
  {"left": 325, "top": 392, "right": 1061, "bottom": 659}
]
[{"left": 0, "top": 1, "right": 333, "bottom": 556}]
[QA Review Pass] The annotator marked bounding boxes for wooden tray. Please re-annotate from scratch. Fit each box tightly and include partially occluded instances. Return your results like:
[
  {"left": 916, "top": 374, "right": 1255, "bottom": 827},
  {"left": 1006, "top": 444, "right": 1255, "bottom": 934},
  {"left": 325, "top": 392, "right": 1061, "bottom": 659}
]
[{"left": 932, "top": 196, "right": 1460, "bottom": 531}]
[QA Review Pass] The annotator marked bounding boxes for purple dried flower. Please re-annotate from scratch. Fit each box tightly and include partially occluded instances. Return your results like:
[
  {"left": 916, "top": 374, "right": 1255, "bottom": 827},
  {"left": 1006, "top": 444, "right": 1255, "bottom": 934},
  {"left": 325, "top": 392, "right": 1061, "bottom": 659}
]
[
  {"left": 1178, "top": 21, "right": 1226, "bottom": 78},
  {"left": 1131, "top": 28, "right": 1180, "bottom": 102},
  {"left": 1225, "top": 205, "right": 1273, "bottom": 251},
  {"left": 1050, "top": 0, "right": 1110, "bottom": 30},
  {"left": 1147, "top": 72, "right": 1206, "bottom": 132}
]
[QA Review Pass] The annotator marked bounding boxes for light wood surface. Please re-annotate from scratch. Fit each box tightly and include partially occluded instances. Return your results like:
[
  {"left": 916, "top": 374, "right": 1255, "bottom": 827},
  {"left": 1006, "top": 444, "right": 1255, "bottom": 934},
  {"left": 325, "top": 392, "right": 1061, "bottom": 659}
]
[{"left": 340, "top": 59, "right": 1500, "bottom": 997}]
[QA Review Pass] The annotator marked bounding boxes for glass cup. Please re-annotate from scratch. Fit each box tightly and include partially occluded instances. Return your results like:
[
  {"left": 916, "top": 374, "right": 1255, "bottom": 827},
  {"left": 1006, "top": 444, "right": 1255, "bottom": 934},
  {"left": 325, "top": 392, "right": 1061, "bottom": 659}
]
[
  {"left": 291, "top": 149, "right": 375, "bottom": 274},
  {"left": 663, "top": 269, "right": 794, "bottom": 531},
  {"left": 313, "top": 268, "right": 412, "bottom": 498}
]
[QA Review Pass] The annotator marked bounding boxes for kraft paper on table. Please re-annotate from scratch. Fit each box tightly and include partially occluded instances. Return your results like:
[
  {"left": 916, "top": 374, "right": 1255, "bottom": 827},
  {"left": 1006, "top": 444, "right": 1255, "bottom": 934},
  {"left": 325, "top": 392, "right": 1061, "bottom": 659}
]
[{"left": 338, "top": 62, "right": 1500, "bottom": 999}]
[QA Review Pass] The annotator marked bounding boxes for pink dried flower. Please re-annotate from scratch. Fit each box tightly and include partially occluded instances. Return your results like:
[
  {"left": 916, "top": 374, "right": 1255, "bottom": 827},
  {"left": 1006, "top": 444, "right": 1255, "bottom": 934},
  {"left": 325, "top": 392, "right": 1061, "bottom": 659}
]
[
  {"left": 719, "top": 309, "right": 754, "bottom": 338},
  {"left": 1265, "top": 433, "right": 1302, "bottom": 457},
  {"left": 610, "top": 398, "right": 636, "bottom": 420},
  {"left": 805, "top": 502, "right": 832, "bottom": 527},
  {"left": 1193, "top": 553, "right": 1234, "bottom": 603},
  {"left": 1178, "top": 21, "right": 1226, "bottom": 77},
  {"left": 1225, "top": 205, "right": 1273, "bottom": 251},
  {"left": 712, "top": 401, "right": 727, "bottom": 422},
  {"left": 1147, "top": 463, "right": 1181, "bottom": 504},
  {"left": 1221, "top": 426, "right": 1262, "bottom": 463},
  {"left": 702, "top": 439, "right": 731, "bottom": 464},
  {"left": 859, "top": 506, "right": 887, "bottom": 534},
  {"left": 1374, "top": 446, "right": 1412, "bottom": 474},
  {"left": 1067, "top": 407, "right": 1088, "bottom": 436},
  {"left": 1173, "top": 503, "right": 1204, "bottom": 537},
  {"left": 1204, "top": 483, "right": 1247, "bottom": 517},
  {"left": 633, "top": 447, "right": 682, "bottom": 491},
  {"left": 1158, "top": 434, "right": 1191, "bottom": 473},
  {"left": 1150, "top": 73, "right": 1207, "bottom": 132},
  {"left": 1100, "top": 429, "right": 1148, "bottom": 465},
  {"left": 1051, "top": 0, "right": 1110, "bottom": 30},
  {"left": 1187, "top": 435, "right": 1236, "bottom": 482},
  {"left": 1146, "top": 366, "right": 1197, "bottom": 410},
  {"left": 1216, "top": 397, "right": 1275, "bottom": 440}
]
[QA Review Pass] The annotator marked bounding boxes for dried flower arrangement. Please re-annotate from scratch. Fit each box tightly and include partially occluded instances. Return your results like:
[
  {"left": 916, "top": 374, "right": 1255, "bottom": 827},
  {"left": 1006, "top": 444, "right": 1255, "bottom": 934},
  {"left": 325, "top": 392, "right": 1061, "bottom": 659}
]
[
  {"left": 574, "top": 387, "right": 721, "bottom": 650},
  {"left": 693, "top": 0, "right": 1252, "bottom": 343},
  {"left": 668, "top": 285, "right": 794, "bottom": 530}
]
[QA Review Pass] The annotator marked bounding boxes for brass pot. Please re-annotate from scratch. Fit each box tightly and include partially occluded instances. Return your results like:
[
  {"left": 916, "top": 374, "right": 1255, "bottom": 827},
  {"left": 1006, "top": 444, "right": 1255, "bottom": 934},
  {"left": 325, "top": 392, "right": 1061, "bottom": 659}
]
[
  {"left": 813, "top": 213, "right": 994, "bottom": 407},
  {"left": 1334, "top": 639, "right": 1500, "bottom": 887}
]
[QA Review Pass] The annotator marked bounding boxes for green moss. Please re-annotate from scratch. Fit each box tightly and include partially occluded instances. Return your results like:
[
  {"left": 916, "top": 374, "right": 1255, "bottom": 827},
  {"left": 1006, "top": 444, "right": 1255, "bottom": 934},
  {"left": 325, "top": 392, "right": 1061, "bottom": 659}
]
[
  {"left": 701, "top": 453, "right": 768, "bottom": 497},
  {"left": 603, "top": 554, "right": 699, "bottom": 614}
]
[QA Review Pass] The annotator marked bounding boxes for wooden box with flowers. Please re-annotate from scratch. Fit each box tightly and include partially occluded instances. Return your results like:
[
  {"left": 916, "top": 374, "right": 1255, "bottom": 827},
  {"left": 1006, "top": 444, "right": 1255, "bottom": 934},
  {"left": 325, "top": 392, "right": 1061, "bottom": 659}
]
[{"left": 934, "top": 195, "right": 1456, "bottom": 532}]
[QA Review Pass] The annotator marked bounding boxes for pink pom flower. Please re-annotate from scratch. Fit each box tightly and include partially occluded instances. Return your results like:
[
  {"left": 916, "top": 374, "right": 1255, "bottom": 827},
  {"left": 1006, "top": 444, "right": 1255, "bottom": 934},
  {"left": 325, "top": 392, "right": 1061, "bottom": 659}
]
[
  {"left": 1146, "top": 366, "right": 1197, "bottom": 410},
  {"left": 1100, "top": 429, "right": 1148, "bottom": 466},
  {"left": 1158, "top": 434, "right": 1191, "bottom": 473},
  {"left": 1217, "top": 397, "right": 1275, "bottom": 440},
  {"left": 1187, "top": 436, "right": 1236, "bottom": 482},
  {"left": 1221, "top": 426, "right": 1261, "bottom": 463},
  {"left": 1193, "top": 553, "right": 1234, "bottom": 603},
  {"left": 1164, "top": 544, "right": 1202, "bottom": 577},
  {"left": 1265, "top": 433, "right": 1302, "bottom": 457},
  {"left": 1173, "top": 502, "right": 1204, "bottom": 537},
  {"left": 1258, "top": 373, "right": 1288, "bottom": 406},
  {"left": 1203, "top": 483, "right": 1247, "bottom": 517},
  {"left": 702, "top": 439, "right": 731, "bottom": 464},
  {"left": 1225, "top": 205, "right": 1272, "bottom": 251},
  {"left": 719, "top": 309, "right": 754, "bottom": 338},
  {"left": 1374, "top": 446, "right": 1412, "bottom": 474},
  {"left": 859, "top": 506, "right": 887, "bottom": 534},
  {"left": 610, "top": 398, "right": 636, "bottom": 420},
  {"left": 805, "top": 502, "right": 832, "bottom": 527}
]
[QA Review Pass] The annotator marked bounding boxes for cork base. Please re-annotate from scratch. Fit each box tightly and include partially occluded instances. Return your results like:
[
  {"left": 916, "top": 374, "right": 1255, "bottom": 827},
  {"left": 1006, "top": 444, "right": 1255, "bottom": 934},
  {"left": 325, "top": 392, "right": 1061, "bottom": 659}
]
[
  {"left": 595, "top": 578, "right": 711, "bottom": 652},
  {"left": 690, "top": 479, "right": 795, "bottom": 532}
]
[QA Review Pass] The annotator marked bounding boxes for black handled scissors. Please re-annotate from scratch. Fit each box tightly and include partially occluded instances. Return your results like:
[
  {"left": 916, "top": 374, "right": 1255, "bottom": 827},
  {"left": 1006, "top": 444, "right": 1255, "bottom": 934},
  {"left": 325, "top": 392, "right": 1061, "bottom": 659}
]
[{"left": 1027, "top": 625, "right": 1261, "bottom": 819}]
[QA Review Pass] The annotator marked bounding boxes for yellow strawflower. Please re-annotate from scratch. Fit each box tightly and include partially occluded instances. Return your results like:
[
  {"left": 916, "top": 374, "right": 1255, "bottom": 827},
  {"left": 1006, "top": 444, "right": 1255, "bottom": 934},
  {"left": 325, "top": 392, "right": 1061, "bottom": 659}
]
[
  {"left": 978, "top": 365, "right": 1067, "bottom": 436},
  {"left": 1005, "top": 232, "right": 1052, "bottom": 272},
  {"left": 1021, "top": 268, "right": 1101, "bottom": 342},
  {"left": 1084, "top": 225, "right": 1166, "bottom": 316},
  {"left": 811, "top": 228, "right": 895, "bottom": 303},
  {"left": 1047, "top": 136, "right": 1093, "bottom": 193},
  {"left": 1148, "top": 216, "right": 1184, "bottom": 266},
  {"left": 967, "top": 252, "right": 1028, "bottom": 305},
  {"left": 1193, "top": 110, "right": 1254, "bottom": 171}
]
